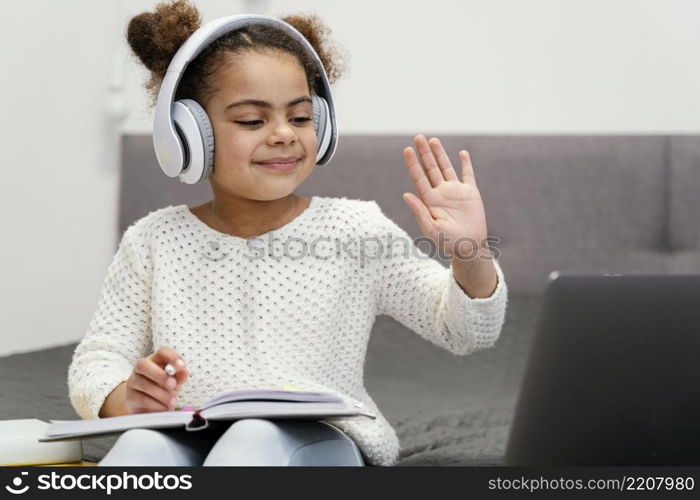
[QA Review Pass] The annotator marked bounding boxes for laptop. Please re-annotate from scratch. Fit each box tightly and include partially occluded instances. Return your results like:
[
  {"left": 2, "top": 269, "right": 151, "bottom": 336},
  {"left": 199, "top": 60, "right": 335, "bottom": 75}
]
[{"left": 504, "top": 273, "right": 700, "bottom": 465}]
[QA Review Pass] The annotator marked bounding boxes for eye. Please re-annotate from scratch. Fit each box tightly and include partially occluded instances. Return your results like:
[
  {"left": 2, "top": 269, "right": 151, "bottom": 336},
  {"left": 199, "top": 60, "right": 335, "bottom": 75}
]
[
  {"left": 234, "top": 120, "right": 263, "bottom": 126},
  {"left": 233, "top": 117, "right": 312, "bottom": 127}
]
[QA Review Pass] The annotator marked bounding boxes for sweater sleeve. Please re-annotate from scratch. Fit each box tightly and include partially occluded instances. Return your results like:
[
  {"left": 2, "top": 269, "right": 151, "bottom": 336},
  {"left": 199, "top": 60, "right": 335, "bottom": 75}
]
[
  {"left": 67, "top": 222, "right": 154, "bottom": 419},
  {"left": 370, "top": 202, "right": 508, "bottom": 356}
]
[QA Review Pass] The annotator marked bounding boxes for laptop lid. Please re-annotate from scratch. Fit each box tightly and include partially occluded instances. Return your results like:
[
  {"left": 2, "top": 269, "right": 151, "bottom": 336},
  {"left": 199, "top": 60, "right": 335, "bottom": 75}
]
[{"left": 504, "top": 273, "right": 700, "bottom": 465}]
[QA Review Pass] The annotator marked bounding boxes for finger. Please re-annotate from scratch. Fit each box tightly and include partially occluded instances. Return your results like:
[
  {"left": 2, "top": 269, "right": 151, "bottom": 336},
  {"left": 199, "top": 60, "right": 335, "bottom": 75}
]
[
  {"left": 460, "top": 150, "right": 476, "bottom": 184},
  {"left": 414, "top": 134, "right": 444, "bottom": 187},
  {"left": 149, "top": 347, "right": 188, "bottom": 387},
  {"left": 169, "top": 358, "right": 189, "bottom": 389},
  {"left": 174, "top": 362, "right": 189, "bottom": 389},
  {"left": 402, "top": 147, "right": 433, "bottom": 199},
  {"left": 132, "top": 374, "right": 178, "bottom": 409},
  {"left": 130, "top": 388, "right": 172, "bottom": 413},
  {"left": 135, "top": 356, "right": 178, "bottom": 391},
  {"left": 428, "top": 137, "right": 459, "bottom": 182},
  {"left": 402, "top": 192, "right": 435, "bottom": 237},
  {"left": 150, "top": 346, "right": 183, "bottom": 368}
]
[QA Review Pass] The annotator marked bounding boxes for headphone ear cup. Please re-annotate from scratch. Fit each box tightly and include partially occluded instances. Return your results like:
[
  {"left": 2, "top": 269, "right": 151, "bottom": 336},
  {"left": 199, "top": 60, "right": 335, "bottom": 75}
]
[
  {"left": 172, "top": 98, "right": 215, "bottom": 184},
  {"left": 311, "top": 94, "right": 332, "bottom": 165}
]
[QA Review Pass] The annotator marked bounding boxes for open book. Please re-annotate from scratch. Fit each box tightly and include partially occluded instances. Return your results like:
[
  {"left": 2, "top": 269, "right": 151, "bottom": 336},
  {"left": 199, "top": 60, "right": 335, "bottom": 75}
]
[{"left": 40, "top": 388, "right": 376, "bottom": 442}]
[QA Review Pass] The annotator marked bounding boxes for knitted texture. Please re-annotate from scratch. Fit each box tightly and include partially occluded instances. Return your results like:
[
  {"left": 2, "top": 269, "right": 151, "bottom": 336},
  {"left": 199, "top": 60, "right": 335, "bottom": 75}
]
[{"left": 68, "top": 196, "right": 508, "bottom": 466}]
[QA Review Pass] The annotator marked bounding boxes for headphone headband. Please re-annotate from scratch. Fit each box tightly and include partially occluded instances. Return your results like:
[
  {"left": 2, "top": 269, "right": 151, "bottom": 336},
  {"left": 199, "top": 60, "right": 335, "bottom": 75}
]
[{"left": 153, "top": 14, "right": 338, "bottom": 179}]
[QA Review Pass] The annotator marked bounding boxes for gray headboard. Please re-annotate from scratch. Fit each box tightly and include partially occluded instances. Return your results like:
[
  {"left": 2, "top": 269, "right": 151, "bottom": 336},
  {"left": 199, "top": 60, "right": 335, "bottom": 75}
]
[{"left": 120, "top": 134, "right": 700, "bottom": 294}]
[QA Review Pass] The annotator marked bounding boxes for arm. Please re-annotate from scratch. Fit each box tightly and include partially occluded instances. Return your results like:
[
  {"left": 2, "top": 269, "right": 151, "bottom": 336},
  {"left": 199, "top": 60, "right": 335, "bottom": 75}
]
[
  {"left": 68, "top": 223, "right": 153, "bottom": 419},
  {"left": 373, "top": 203, "right": 507, "bottom": 355},
  {"left": 373, "top": 134, "right": 508, "bottom": 355},
  {"left": 451, "top": 247, "right": 498, "bottom": 298},
  {"left": 99, "top": 382, "right": 128, "bottom": 417}
]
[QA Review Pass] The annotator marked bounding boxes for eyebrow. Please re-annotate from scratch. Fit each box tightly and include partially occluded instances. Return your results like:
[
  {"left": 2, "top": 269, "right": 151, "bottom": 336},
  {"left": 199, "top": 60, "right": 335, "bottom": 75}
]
[{"left": 224, "top": 96, "right": 312, "bottom": 111}]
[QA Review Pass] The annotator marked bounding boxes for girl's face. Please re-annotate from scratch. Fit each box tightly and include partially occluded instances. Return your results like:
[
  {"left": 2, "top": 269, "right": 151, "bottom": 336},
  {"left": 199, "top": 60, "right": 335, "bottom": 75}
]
[{"left": 203, "top": 49, "right": 317, "bottom": 201}]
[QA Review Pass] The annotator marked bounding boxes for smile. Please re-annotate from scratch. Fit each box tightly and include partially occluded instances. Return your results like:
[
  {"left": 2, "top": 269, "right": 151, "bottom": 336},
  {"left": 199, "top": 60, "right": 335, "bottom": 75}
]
[{"left": 255, "top": 159, "right": 299, "bottom": 171}]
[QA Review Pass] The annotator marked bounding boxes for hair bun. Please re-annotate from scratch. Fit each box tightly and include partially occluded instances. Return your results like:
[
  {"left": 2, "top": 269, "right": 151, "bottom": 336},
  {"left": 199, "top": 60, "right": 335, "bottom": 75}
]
[
  {"left": 282, "top": 13, "right": 348, "bottom": 85},
  {"left": 127, "top": 0, "right": 201, "bottom": 77}
]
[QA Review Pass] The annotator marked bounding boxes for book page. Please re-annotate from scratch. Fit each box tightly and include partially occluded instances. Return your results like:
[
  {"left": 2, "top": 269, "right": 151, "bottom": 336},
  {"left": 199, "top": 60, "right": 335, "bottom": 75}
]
[
  {"left": 200, "top": 400, "right": 376, "bottom": 421},
  {"left": 198, "top": 388, "right": 345, "bottom": 410}
]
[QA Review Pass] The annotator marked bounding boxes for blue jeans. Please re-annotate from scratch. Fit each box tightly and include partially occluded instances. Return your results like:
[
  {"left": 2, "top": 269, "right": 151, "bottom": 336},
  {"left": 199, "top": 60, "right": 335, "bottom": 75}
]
[{"left": 98, "top": 419, "right": 365, "bottom": 466}]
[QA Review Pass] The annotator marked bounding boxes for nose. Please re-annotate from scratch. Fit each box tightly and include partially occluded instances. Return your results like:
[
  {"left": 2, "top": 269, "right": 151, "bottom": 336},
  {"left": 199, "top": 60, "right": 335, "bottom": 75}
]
[{"left": 267, "top": 118, "right": 297, "bottom": 146}]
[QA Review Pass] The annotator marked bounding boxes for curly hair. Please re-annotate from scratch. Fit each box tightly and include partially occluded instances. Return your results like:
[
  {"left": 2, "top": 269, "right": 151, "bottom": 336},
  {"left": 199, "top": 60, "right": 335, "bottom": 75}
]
[{"left": 126, "top": 0, "right": 349, "bottom": 108}]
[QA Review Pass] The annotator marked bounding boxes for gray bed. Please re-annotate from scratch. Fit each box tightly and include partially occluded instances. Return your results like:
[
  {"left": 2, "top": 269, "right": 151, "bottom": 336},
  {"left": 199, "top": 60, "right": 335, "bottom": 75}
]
[{"left": 3, "top": 134, "right": 698, "bottom": 465}]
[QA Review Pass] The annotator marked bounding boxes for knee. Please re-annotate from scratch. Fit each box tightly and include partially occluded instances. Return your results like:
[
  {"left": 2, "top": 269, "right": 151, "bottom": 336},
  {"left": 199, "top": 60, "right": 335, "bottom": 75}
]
[
  {"left": 290, "top": 439, "right": 365, "bottom": 466},
  {"left": 114, "top": 428, "right": 173, "bottom": 453},
  {"left": 220, "top": 419, "right": 280, "bottom": 442},
  {"left": 99, "top": 429, "right": 182, "bottom": 466}
]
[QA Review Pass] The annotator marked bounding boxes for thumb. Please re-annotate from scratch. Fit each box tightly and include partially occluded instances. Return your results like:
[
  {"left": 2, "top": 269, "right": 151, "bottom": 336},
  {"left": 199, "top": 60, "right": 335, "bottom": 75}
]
[
  {"left": 402, "top": 192, "right": 416, "bottom": 212},
  {"left": 402, "top": 193, "right": 435, "bottom": 237}
]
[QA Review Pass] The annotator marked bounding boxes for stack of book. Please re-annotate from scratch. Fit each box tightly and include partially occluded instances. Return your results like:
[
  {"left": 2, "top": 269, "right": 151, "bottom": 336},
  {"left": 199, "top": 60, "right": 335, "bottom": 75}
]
[{"left": 0, "top": 419, "right": 90, "bottom": 466}]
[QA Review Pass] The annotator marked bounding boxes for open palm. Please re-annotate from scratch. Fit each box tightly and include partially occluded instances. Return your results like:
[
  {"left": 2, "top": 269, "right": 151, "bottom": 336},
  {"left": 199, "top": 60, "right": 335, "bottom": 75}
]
[{"left": 402, "top": 135, "right": 488, "bottom": 258}]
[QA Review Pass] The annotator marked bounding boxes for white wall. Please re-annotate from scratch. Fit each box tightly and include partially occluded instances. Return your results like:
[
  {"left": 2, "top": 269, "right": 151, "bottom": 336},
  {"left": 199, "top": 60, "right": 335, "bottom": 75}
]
[
  {"left": 1, "top": 0, "right": 699, "bottom": 356},
  {"left": 0, "top": 1, "right": 122, "bottom": 357},
  {"left": 123, "top": 0, "right": 700, "bottom": 134}
]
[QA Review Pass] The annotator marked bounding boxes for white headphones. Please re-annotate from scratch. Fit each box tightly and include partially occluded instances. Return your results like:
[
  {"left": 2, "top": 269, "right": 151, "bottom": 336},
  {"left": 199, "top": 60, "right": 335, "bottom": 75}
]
[{"left": 152, "top": 14, "right": 338, "bottom": 184}]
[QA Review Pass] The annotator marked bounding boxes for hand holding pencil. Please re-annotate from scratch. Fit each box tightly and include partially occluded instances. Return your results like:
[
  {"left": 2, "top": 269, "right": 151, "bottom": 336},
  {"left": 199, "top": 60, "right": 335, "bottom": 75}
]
[{"left": 124, "top": 346, "right": 189, "bottom": 414}]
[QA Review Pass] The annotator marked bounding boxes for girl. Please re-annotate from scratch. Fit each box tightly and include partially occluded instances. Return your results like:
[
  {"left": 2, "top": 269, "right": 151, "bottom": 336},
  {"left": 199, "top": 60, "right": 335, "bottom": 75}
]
[{"left": 68, "top": 0, "right": 507, "bottom": 466}]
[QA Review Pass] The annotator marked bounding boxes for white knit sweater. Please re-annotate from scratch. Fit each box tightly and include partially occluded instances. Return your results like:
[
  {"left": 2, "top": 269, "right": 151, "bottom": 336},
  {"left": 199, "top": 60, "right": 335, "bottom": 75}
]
[{"left": 68, "top": 196, "right": 508, "bottom": 466}]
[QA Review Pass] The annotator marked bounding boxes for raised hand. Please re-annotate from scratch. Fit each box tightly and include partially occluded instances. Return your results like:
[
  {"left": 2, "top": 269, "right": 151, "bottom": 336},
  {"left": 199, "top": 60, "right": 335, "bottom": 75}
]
[{"left": 402, "top": 134, "right": 488, "bottom": 259}]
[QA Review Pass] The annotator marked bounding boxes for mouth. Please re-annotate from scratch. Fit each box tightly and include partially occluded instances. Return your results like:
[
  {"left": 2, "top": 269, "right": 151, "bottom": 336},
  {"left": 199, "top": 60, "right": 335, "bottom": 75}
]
[{"left": 254, "top": 158, "right": 300, "bottom": 171}]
